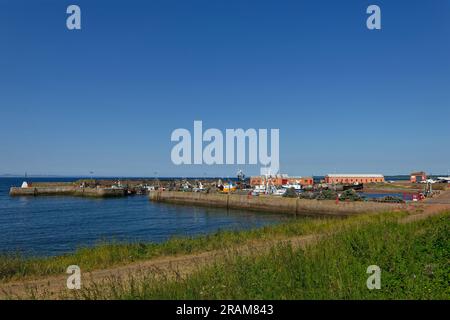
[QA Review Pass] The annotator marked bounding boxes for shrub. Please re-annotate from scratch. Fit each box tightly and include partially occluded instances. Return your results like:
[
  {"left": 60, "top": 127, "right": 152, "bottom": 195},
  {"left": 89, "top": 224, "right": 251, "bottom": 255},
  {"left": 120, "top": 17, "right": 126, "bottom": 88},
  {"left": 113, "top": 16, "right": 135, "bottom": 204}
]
[
  {"left": 283, "top": 187, "right": 298, "bottom": 198},
  {"left": 339, "top": 189, "right": 363, "bottom": 201},
  {"left": 374, "top": 196, "right": 405, "bottom": 203},
  {"left": 298, "top": 192, "right": 316, "bottom": 200},
  {"left": 317, "top": 189, "right": 337, "bottom": 200}
]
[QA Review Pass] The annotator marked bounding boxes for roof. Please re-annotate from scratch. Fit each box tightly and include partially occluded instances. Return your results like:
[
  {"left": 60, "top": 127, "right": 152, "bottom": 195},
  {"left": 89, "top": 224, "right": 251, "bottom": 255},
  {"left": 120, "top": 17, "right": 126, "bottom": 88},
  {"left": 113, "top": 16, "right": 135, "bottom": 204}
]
[{"left": 326, "top": 174, "right": 384, "bottom": 178}]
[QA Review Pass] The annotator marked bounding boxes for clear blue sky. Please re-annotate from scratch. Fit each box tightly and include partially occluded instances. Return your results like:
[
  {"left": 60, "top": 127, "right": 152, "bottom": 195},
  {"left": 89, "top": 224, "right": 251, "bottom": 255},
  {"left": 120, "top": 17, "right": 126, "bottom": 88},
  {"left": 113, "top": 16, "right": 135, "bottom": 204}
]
[{"left": 1, "top": 0, "right": 449, "bottom": 177}]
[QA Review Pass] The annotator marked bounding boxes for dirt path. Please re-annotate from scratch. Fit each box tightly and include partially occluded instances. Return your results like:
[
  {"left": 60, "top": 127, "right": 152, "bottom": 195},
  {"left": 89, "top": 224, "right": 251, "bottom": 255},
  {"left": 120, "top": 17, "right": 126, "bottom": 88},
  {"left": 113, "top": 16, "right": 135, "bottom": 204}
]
[
  {"left": 403, "top": 189, "right": 450, "bottom": 223},
  {"left": 424, "top": 188, "right": 450, "bottom": 204},
  {"left": 0, "top": 234, "right": 321, "bottom": 299},
  {"left": 1, "top": 194, "right": 449, "bottom": 300}
]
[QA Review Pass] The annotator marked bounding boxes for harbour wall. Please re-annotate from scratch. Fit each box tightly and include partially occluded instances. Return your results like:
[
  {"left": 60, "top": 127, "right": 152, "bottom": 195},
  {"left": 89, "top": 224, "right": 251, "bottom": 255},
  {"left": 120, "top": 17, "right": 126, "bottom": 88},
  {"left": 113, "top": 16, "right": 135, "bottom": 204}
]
[
  {"left": 149, "top": 191, "right": 403, "bottom": 216},
  {"left": 9, "top": 187, "right": 126, "bottom": 198}
]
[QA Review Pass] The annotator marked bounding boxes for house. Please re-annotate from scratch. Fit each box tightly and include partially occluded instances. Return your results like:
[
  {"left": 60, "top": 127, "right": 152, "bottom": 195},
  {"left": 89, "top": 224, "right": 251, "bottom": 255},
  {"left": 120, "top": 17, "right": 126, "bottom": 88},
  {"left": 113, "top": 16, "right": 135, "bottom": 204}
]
[{"left": 410, "top": 172, "right": 427, "bottom": 183}]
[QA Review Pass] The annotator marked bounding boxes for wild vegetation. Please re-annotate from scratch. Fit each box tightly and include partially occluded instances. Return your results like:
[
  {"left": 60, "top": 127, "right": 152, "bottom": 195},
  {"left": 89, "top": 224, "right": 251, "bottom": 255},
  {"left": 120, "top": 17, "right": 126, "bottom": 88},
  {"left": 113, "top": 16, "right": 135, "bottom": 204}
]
[
  {"left": 70, "top": 211, "right": 450, "bottom": 300},
  {"left": 298, "top": 189, "right": 362, "bottom": 201},
  {"left": 2, "top": 210, "right": 448, "bottom": 300},
  {"left": 0, "top": 212, "right": 406, "bottom": 282}
]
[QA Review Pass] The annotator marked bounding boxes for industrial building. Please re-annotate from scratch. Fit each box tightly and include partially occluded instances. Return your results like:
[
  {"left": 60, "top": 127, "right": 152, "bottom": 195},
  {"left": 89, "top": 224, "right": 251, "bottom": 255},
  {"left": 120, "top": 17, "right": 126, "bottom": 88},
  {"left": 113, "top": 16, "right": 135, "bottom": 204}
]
[{"left": 325, "top": 174, "right": 384, "bottom": 184}]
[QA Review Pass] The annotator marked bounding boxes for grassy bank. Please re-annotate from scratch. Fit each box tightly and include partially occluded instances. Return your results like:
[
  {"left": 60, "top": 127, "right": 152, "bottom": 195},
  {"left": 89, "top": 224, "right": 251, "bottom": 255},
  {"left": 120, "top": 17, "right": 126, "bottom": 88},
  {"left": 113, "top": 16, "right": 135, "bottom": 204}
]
[
  {"left": 0, "top": 211, "right": 407, "bottom": 282},
  {"left": 73, "top": 211, "right": 449, "bottom": 300}
]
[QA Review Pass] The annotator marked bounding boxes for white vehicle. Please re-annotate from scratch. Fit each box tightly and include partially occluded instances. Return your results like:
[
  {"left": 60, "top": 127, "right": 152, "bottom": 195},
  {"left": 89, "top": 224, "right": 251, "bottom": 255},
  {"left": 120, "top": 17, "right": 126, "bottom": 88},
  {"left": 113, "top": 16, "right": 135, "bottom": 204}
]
[
  {"left": 420, "top": 179, "right": 437, "bottom": 184},
  {"left": 282, "top": 183, "right": 302, "bottom": 191},
  {"left": 437, "top": 177, "right": 450, "bottom": 183},
  {"left": 272, "top": 188, "right": 286, "bottom": 196}
]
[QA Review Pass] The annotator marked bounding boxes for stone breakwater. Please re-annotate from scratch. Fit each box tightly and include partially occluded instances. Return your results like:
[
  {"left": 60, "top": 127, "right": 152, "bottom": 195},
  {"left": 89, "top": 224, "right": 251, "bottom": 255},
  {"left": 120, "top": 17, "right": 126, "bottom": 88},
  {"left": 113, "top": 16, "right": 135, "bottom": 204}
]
[
  {"left": 9, "top": 186, "right": 126, "bottom": 198},
  {"left": 149, "top": 191, "right": 403, "bottom": 216}
]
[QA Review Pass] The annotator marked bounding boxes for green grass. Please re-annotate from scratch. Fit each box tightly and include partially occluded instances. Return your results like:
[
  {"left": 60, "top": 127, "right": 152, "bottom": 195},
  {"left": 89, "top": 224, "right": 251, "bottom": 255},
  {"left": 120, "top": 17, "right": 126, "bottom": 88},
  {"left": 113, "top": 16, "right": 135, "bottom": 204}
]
[
  {"left": 72, "top": 211, "right": 449, "bottom": 300},
  {"left": 365, "top": 183, "right": 416, "bottom": 189},
  {"left": 0, "top": 211, "right": 407, "bottom": 282}
]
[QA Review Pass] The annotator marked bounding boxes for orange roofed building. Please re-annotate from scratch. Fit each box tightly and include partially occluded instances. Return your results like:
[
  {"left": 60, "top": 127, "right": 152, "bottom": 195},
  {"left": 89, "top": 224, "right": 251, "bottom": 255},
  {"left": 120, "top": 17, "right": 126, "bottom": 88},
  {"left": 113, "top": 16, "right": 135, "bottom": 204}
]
[{"left": 325, "top": 174, "right": 384, "bottom": 184}]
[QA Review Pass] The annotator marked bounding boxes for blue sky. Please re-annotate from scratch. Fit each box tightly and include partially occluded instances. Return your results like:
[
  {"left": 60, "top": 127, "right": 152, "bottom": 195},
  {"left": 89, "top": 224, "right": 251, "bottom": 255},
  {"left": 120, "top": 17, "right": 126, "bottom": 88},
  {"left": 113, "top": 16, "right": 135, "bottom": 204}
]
[{"left": 0, "top": 0, "right": 449, "bottom": 177}]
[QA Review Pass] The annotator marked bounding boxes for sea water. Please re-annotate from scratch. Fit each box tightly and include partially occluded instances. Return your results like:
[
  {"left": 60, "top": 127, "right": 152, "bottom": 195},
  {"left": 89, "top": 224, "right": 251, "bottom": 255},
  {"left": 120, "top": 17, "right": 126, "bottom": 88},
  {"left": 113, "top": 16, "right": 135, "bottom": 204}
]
[{"left": 0, "top": 178, "right": 287, "bottom": 257}]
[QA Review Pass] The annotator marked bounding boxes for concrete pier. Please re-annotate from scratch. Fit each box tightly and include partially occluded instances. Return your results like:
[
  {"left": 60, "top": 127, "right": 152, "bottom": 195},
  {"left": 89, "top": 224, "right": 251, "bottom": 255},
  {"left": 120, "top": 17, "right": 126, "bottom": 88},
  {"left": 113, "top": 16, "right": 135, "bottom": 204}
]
[
  {"left": 149, "top": 191, "right": 403, "bottom": 216},
  {"left": 9, "top": 186, "right": 126, "bottom": 198}
]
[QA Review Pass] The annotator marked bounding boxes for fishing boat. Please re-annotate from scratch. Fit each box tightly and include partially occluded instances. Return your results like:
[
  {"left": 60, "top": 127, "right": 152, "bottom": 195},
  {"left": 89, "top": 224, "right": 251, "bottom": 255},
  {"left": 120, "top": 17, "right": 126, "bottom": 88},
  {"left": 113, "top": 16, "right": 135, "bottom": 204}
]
[
  {"left": 221, "top": 183, "right": 236, "bottom": 193},
  {"left": 193, "top": 182, "right": 205, "bottom": 192},
  {"left": 252, "top": 185, "right": 267, "bottom": 195}
]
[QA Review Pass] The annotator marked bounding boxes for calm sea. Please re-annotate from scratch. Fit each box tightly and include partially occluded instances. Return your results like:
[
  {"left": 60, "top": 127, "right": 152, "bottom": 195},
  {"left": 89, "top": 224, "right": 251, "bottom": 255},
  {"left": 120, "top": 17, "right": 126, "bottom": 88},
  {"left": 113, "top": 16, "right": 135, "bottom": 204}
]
[{"left": 0, "top": 178, "right": 287, "bottom": 257}]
